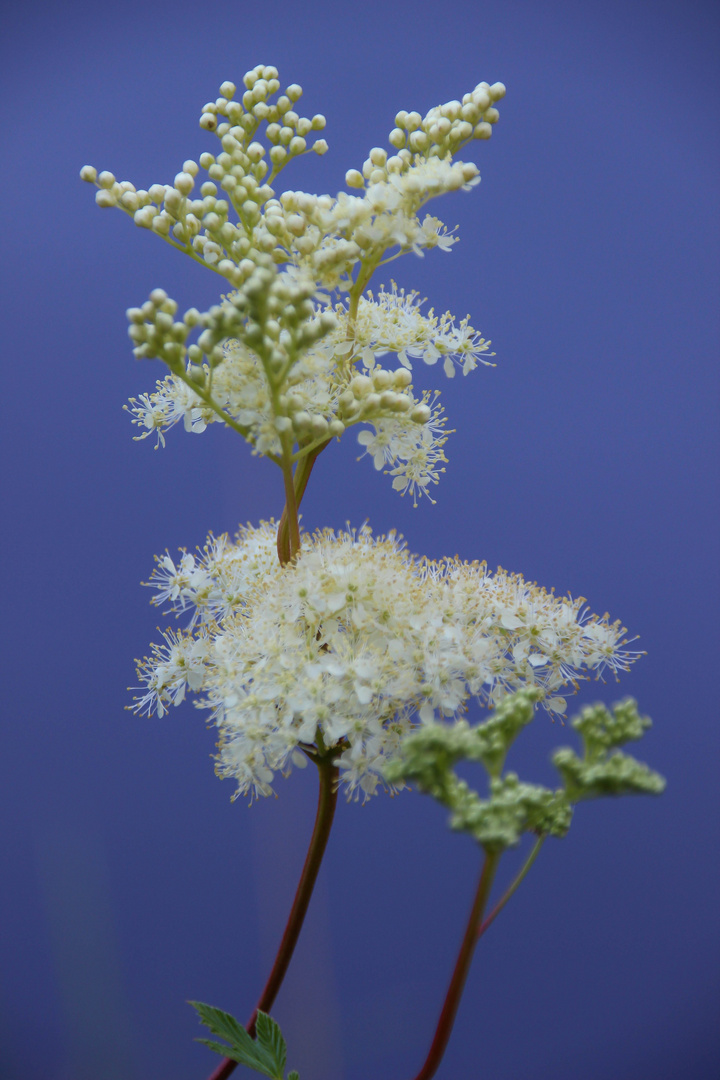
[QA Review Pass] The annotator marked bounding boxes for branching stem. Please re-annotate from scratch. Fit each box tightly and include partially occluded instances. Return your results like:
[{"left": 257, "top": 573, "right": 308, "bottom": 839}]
[
  {"left": 279, "top": 440, "right": 301, "bottom": 563},
  {"left": 476, "top": 834, "right": 545, "bottom": 941},
  {"left": 408, "top": 834, "right": 546, "bottom": 1080},
  {"left": 276, "top": 441, "right": 328, "bottom": 564},
  {"left": 410, "top": 850, "right": 501, "bottom": 1080}
]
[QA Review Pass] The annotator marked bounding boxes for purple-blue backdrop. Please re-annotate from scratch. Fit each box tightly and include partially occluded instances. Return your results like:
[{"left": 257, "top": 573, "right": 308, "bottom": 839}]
[{"left": 1, "top": 1, "right": 718, "bottom": 1078}]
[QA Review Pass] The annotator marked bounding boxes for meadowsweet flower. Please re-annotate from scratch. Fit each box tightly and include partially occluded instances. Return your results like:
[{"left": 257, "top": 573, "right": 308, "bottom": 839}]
[
  {"left": 357, "top": 391, "right": 450, "bottom": 505},
  {"left": 337, "top": 282, "right": 495, "bottom": 377},
  {"left": 131, "top": 525, "right": 641, "bottom": 800},
  {"left": 85, "top": 68, "right": 503, "bottom": 511}
]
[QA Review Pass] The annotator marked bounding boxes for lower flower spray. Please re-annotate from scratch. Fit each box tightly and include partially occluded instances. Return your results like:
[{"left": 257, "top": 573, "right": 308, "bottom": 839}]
[{"left": 82, "top": 63, "right": 665, "bottom": 1079}]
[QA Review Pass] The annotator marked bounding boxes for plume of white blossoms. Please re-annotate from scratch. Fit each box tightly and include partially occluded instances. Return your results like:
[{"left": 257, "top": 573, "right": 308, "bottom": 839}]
[
  {"left": 83, "top": 64, "right": 504, "bottom": 504},
  {"left": 86, "top": 64, "right": 661, "bottom": 1079},
  {"left": 132, "top": 524, "right": 641, "bottom": 800}
]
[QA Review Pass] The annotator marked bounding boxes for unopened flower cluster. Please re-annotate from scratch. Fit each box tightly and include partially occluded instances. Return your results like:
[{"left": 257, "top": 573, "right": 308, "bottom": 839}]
[
  {"left": 132, "top": 525, "right": 641, "bottom": 800},
  {"left": 385, "top": 691, "right": 664, "bottom": 851},
  {"left": 82, "top": 65, "right": 504, "bottom": 504}
]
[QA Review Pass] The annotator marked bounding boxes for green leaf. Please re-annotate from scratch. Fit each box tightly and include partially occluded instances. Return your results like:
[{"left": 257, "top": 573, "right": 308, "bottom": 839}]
[
  {"left": 190, "top": 1002, "right": 277, "bottom": 1076},
  {"left": 255, "top": 1011, "right": 287, "bottom": 1076},
  {"left": 288, "top": 1072, "right": 300, "bottom": 1080}
]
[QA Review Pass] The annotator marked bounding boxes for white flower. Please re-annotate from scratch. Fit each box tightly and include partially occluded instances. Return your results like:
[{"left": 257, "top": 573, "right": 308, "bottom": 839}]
[
  {"left": 131, "top": 524, "right": 642, "bottom": 801},
  {"left": 334, "top": 282, "right": 494, "bottom": 377},
  {"left": 357, "top": 391, "right": 449, "bottom": 506}
]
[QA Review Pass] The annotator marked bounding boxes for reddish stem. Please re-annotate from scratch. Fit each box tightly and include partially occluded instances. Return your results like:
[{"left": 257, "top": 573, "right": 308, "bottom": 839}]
[
  {"left": 205, "top": 754, "right": 339, "bottom": 1080},
  {"left": 410, "top": 851, "right": 501, "bottom": 1080}
]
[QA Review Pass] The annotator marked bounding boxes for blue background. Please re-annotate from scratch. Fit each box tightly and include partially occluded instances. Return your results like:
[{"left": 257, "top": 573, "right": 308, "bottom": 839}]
[{"left": 1, "top": 1, "right": 718, "bottom": 1077}]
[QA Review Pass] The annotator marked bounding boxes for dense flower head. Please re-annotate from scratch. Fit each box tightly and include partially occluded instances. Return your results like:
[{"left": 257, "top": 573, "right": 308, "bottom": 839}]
[{"left": 132, "top": 524, "right": 642, "bottom": 801}]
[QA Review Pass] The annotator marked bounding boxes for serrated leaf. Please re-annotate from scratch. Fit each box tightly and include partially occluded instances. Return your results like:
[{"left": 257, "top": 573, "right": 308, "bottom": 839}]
[
  {"left": 190, "top": 1002, "right": 249, "bottom": 1047},
  {"left": 190, "top": 1001, "right": 276, "bottom": 1076},
  {"left": 197, "top": 1038, "right": 260, "bottom": 1066},
  {"left": 255, "top": 1011, "right": 287, "bottom": 1076}
]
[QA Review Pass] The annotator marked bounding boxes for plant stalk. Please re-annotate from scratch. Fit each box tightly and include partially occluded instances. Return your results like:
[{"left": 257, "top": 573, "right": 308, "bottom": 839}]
[
  {"left": 277, "top": 442, "right": 328, "bottom": 564},
  {"left": 476, "top": 835, "right": 545, "bottom": 941},
  {"left": 205, "top": 754, "right": 339, "bottom": 1080},
  {"left": 410, "top": 850, "right": 501, "bottom": 1080}
]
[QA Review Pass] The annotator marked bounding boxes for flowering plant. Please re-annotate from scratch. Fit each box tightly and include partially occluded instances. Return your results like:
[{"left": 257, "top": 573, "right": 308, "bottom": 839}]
[{"left": 82, "top": 63, "right": 664, "bottom": 1078}]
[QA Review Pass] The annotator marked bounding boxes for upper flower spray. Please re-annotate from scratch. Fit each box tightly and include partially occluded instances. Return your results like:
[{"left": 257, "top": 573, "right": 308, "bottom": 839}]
[{"left": 81, "top": 65, "right": 505, "bottom": 509}]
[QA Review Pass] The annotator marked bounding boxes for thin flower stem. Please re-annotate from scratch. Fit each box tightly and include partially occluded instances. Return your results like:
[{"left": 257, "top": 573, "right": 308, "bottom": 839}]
[
  {"left": 205, "top": 754, "right": 339, "bottom": 1080},
  {"left": 279, "top": 442, "right": 301, "bottom": 564},
  {"left": 476, "top": 834, "right": 545, "bottom": 941},
  {"left": 410, "top": 850, "right": 501, "bottom": 1080},
  {"left": 277, "top": 442, "right": 328, "bottom": 563}
]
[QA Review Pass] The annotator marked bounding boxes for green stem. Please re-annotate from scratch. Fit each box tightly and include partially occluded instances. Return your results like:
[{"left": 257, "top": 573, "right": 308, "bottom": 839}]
[
  {"left": 279, "top": 441, "right": 301, "bottom": 564},
  {"left": 173, "top": 371, "right": 253, "bottom": 442},
  {"left": 276, "top": 441, "right": 328, "bottom": 564},
  {"left": 205, "top": 754, "right": 339, "bottom": 1080},
  {"left": 476, "top": 834, "right": 545, "bottom": 941},
  {"left": 410, "top": 850, "right": 501, "bottom": 1080}
]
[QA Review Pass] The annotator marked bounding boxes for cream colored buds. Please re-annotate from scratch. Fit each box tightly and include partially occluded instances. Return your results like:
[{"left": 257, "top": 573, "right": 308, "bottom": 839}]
[
  {"left": 95, "top": 189, "right": 117, "bottom": 207},
  {"left": 174, "top": 172, "right": 195, "bottom": 195}
]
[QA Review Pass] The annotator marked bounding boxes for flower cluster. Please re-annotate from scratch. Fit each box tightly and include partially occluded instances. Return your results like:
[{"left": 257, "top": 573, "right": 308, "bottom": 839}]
[
  {"left": 385, "top": 691, "right": 664, "bottom": 853},
  {"left": 83, "top": 65, "right": 502, "bottom": 502},
  {"left": 81, "top": 67, "right": 502, "bottom": 289},
  {"left": 335, "top": 282, "right": 495, "bottom": 378},
  {"left": 132, "top": 525, "right": 641, "bottom": 801}
]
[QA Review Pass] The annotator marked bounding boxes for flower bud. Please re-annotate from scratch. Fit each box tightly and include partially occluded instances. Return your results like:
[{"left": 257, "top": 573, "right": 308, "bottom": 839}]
[
  {"left": 134, "top": 206, "right": 155, "bottom": 228},
  {"left": 350, "top": 375, "right": 373, "bottom": 397},
  {"left": 410, "top": 404, "right": 431, "bottom": 423},
  {"left": 95, "top": 188, "right": 117, "bottom": 207}
]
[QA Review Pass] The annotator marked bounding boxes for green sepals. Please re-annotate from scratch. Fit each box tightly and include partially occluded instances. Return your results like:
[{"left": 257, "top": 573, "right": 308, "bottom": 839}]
[
  {"left": 552, "top": 698, "right": 666, "bottom": 802},
  {"left": 552, "top": 747, "right": 666, "bottom": 801},
  {"left": 190, "top": 1002, "right": 296, "bottom": 1079},
  {"left": 449, "top": 773, "right": 572, "bottom": 851}
]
